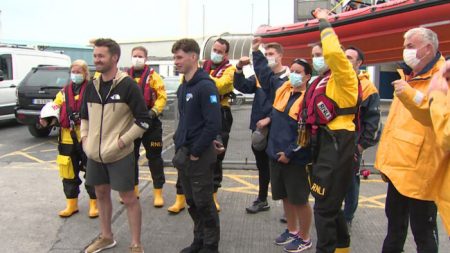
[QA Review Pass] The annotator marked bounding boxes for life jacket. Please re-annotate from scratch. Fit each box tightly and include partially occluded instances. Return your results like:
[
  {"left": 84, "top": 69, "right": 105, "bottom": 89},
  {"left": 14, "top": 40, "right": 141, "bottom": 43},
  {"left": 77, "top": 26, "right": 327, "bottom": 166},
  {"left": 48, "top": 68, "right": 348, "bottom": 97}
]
[
  {"left": 300, "top": 70, "right": 362, "bottom": 134},
  {"left": 203, "top": 59, "right": 234, "bottom": 101},
  {"left": 128, "top": 66, "right": 157, "bottom": 109},
  {"left": 203, "top": 59, "right": 231, "bottom": 78},
  {"left": 59, "top": 81, "right": 86, "bottom": 129}
]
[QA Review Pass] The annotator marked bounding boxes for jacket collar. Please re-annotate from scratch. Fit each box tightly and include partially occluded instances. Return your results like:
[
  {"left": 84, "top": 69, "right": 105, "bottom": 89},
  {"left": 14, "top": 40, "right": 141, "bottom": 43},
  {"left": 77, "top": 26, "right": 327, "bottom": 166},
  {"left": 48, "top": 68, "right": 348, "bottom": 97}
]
[
  {"left": 400, "top": 51, "right": 442, "bottom": 78},
  {"left": 93, "top": 70, "right": 128, "bottom": 90},
  {"left": 183, "top": 68, "right": 211, "bottom": 87}
]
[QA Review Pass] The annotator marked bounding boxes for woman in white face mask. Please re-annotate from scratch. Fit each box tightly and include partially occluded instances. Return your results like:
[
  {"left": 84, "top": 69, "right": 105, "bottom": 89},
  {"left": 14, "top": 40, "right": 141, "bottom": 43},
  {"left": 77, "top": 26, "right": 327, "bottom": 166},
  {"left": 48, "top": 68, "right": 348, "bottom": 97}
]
[
  {"left": 39, "top": 59, "right": 98, "bottom": 219},
  {"left": 289, "top": 58, "right": 312, "bottom": 90},
  {"left": 256, "top": 56, "right": 315, "bottom": 251}
]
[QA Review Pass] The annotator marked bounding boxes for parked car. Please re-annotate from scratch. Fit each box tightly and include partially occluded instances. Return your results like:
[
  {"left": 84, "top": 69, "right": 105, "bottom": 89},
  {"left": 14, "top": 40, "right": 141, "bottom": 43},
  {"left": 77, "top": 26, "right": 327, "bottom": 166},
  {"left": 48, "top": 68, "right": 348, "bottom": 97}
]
[
  {"left": 0, "top": 46, "right": 71, "bottom": 122},
  {"left": 15, "top": 65, "right": 95, "bottom": 137}
]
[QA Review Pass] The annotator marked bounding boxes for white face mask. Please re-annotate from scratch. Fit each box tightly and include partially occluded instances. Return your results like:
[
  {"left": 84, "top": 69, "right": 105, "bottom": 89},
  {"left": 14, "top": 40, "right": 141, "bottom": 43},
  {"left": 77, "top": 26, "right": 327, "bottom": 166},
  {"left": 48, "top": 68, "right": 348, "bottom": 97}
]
[
  {"left": 131, "top": 57, "right": 146, "bottom": 69},
  {"left": 403, "top": 48, "right": 422, "bottom": 68},
  {"left": 211, "top": 51, "right": 224, "bottom": 64},
  {"left": 289, "top": 72, "right": 304, "bottom": 88},
  {"left": 312, "top": 56, "right": 327, "bottom": 73},
  {"left": 267, "top": 57, "right": 277, "bottom": 68},
  {"left": 70, "top": 73, "right": 84, "bottom": 84}
]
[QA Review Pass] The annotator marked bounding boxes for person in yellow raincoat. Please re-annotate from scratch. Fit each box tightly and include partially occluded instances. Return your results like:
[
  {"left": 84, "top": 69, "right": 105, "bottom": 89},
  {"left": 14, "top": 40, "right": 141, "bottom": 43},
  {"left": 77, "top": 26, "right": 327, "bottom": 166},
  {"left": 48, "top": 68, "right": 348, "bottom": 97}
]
[
  {"left": 375, "top": 27, "right": 446, "bottom": 252},
  {"left": 427, "top": 59, "right": 450, "bottom": 238},
  {"left": 40, "top": 59, "right": 98, "bottom": 218}
]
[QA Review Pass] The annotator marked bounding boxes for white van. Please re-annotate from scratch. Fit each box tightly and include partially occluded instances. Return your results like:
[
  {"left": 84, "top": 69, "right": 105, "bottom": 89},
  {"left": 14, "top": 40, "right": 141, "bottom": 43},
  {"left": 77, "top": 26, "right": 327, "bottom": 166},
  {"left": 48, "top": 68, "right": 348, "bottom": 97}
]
[{"left": 0, "top": 46, "right": 71, "bottom": 121}]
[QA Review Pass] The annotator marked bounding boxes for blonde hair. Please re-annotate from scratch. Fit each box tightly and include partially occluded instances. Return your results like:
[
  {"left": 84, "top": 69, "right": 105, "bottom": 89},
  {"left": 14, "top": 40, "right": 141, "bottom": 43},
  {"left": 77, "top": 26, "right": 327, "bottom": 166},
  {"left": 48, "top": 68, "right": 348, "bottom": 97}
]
[{"left": 71, "top": 59, "right": 90, "bottom": 80}]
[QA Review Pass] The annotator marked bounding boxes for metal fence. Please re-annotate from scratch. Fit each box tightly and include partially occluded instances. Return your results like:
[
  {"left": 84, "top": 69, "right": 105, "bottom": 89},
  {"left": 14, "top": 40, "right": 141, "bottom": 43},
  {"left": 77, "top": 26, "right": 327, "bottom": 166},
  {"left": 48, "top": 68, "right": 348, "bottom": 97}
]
[{"left": 161, "top": 96, "right": 393, "bottom": 170}]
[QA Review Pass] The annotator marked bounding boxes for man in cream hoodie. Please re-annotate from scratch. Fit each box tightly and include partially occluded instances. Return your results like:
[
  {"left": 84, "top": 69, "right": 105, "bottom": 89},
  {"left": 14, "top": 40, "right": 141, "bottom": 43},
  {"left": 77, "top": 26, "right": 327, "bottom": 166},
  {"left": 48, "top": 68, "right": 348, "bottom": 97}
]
[{"left": 81, "top": 38, "right": 151, "bottom": 253}]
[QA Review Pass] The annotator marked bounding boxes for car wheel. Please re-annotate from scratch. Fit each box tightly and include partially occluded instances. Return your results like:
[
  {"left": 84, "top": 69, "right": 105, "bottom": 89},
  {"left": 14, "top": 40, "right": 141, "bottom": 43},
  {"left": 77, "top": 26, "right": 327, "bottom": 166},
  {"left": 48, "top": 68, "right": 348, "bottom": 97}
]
[
  {"left": 234, "top": 97, "right": 245, "bottom": 106},
  {"left": 28, "top": 124, "right": 51, "bottom": 137}
]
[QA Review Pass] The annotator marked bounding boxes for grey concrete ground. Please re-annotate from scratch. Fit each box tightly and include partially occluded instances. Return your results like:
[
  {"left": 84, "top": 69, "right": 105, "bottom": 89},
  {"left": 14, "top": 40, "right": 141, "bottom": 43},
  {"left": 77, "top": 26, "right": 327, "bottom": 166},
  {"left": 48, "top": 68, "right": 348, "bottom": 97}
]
[
  {"left": 0, "top": 102, "right": 449, "bottom": 253},
  {"left": 1, "top": 162, "right": 449, "bottom": 253}
]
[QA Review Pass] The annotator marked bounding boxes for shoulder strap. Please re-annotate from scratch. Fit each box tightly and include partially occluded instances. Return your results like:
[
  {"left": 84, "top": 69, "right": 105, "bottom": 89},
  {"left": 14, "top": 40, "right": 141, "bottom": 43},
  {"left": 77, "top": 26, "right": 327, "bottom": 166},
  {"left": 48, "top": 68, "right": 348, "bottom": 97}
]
[{"left": 64, "top": 85, "right": 81, "bottom": 149}]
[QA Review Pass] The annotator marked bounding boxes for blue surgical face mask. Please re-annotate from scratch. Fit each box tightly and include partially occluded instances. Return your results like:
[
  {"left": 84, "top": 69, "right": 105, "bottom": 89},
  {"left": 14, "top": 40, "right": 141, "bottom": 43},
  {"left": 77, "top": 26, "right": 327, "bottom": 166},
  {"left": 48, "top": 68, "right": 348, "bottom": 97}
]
[
  {"left": 313, "top": 56, "right": 327, "bottom": 73},
  {"left": 70, "top": 73, "right": 84, "bottom": 84},
  {"left": 289, "top": 72, "right": 304, "bottom": 88},
  {"left": 211, "top": 51, "right": 224, "bottom": 64}
]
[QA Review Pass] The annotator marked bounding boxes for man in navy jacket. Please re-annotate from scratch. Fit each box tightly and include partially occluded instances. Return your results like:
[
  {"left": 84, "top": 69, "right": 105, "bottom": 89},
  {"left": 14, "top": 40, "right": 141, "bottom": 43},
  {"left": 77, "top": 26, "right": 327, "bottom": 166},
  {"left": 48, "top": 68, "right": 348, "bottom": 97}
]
[{"left": 172, "top": 38, "right": 222, "bottom": 253}]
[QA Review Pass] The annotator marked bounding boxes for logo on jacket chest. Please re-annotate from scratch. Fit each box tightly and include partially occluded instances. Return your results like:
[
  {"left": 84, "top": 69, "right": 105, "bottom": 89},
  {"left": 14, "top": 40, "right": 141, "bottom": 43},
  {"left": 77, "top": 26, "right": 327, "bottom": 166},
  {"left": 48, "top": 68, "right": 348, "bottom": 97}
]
[
  {"left": 110, "top": 94, "right": 121, "bottom": 100},
  {"left": 186, "top": 93, "right": 193, "bottom": 102}
]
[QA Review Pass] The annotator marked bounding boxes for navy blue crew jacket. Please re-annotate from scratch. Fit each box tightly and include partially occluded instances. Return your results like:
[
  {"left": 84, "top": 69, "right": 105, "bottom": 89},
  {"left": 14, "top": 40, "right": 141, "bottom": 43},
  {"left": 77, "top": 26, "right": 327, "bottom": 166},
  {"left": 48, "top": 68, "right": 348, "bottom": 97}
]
[{"left": 174, "top": 69, "right": 222, "bottom": 157}]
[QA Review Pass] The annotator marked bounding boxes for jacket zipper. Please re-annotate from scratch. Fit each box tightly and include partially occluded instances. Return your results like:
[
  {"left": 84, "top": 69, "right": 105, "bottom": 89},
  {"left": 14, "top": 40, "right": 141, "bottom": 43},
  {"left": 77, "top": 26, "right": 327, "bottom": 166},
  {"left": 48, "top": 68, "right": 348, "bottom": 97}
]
[{"left": 95, "top": 83, "right": 114, "bottom": 163}]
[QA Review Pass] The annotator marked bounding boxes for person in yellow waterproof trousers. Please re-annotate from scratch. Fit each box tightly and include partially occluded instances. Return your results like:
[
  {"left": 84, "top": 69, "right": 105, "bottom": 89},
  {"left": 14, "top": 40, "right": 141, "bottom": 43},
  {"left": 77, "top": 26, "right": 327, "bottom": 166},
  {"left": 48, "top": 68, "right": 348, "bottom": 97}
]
[{"left": 40, "top": 59, "right": 98, "bottom": 218}]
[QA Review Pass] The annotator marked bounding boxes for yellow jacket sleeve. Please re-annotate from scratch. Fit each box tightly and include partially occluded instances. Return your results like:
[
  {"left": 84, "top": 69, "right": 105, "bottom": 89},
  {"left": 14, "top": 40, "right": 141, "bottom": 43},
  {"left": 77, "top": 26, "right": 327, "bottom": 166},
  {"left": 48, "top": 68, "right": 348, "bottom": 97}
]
[
  {"left": 211, "top": 65, "right": 236, "bottom": 95},
  {"left": 149, "top": 71, "right": 167, "bottom": 115},
  {"left": 396, "top": 85, "right": 433, "bottom": 126},
  {"left": 321, "top": 27, "right": 358, "bottom": 107},
  {"left": 54, "top": 90, "right": 64, "bottom": 107},
  {"left": 396, "top": 61, "right": 446, "bottom": 126},
  {"left": 429, "top": 90, "right": 450, "bottom": 151}
]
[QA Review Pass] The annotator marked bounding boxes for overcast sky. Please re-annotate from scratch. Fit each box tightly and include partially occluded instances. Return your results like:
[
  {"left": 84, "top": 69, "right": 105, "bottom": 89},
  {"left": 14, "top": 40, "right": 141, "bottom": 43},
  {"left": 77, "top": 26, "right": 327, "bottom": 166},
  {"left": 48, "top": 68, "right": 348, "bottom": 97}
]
[{"left": 0, "top": 0, "right": 294, "bottom": 45}]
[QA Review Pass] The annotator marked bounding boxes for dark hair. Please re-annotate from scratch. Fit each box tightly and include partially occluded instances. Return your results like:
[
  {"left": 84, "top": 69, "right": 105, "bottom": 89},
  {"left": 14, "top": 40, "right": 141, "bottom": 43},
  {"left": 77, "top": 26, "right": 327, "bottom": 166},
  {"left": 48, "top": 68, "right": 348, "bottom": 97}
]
[
  {"left": 346, "top": 46, "right": 365, "bottom": 64},
  {"left": 93, "top": 38, "right": 121, "bottom": 61},
  {"left": 215, "top": 38, "right": 230, "bottom": 53},
  {"left": 293, "top": 58, "right": 312, "bottom": 75},
  {"left": 265, "top": 42, "right": 284, "bottom": 55},
  {"left": 172, "top": 38, "right": 200, "bottom": 55},
  {"left": 132, "top": 46, "right": 148, "bottom": 58},
  {"left": 311, "top": 42, "right": 322, "bottom": 49}
]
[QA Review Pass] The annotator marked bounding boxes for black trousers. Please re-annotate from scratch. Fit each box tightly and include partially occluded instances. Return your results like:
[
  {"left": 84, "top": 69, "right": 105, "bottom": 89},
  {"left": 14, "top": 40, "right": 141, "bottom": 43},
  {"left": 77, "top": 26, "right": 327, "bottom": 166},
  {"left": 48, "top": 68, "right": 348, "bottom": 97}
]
[
  {"left": 213, "top": 106, "right": 233, "bottom": 192},
  {"left": 134, "top": 118, "right": 165, "bottom": 189},
  {"left": 311, "top": 128, "right": 355, "bottom": 253},
  {"left": 251, "top": 142, "right": 270, "bottom": 202},
  {"left": 59, "top": 143, "right": 96, "bottom": 199},
  {"left": 175, "top": 175, "right": 184, "bottom": 194},
  {"left": 177, "top": 145, "right": 220, "bottom": 249},
  {"left": 382, "top": 181, "right": 438, "bottom": 253}
]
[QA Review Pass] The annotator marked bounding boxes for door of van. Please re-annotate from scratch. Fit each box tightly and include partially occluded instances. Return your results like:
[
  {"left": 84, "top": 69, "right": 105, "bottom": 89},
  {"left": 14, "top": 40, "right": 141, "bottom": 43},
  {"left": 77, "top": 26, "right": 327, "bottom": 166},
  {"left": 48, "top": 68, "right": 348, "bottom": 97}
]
[{"left": 0, "top": 53, "right": 16, "bottom": 120}]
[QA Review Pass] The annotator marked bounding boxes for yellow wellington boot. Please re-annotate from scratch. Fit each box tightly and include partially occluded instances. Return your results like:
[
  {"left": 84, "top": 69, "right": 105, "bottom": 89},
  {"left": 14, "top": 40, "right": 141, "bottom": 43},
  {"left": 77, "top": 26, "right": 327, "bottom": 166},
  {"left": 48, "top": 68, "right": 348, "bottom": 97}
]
[
  {"left": 335, "top": 247, "right": 350, "bottom": 253},
  {"left": 59, "top": 198, "right": 79, "bottom": 218},
  {"left": 153, "top": 188, "right": 164, "bottom": 208},
  {"left": 134, "top": 185, "right": 140, "bottom": 199},
  {"left": 213, "top": 192, "right": 220, "bottom": 212},
  {"left": 167, "top": 194, "right": 186, "bottom": 214},
  {"left": 88, "top": 199, "right": 99, "bottom": 218}
]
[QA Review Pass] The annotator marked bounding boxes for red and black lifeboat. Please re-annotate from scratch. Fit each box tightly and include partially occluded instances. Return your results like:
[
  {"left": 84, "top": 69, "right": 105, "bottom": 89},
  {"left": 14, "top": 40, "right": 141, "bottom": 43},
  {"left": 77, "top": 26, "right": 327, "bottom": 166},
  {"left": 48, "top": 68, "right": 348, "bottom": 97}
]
[{"left": 255, "top": 0, "right": 450, "bottom": 65}]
